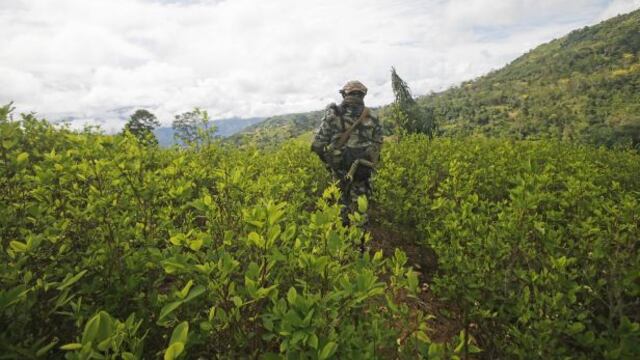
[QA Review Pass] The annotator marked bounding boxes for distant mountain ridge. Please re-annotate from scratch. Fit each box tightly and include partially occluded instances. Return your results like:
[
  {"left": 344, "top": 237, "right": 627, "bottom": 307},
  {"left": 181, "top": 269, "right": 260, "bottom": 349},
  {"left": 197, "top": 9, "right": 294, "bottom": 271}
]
[
  {"left": 230, "top": 9, "right": 640, "bottom": 148},
  {"left": 155, "top": 117, "right": 263, "bottom": 146}
]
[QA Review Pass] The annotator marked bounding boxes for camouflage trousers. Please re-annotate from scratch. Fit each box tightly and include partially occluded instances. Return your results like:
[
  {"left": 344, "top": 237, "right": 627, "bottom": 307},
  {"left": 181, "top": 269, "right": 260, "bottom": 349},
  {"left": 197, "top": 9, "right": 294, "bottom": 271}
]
[{"left": 335, "top": 172, "right": 372, "bottom": 229}]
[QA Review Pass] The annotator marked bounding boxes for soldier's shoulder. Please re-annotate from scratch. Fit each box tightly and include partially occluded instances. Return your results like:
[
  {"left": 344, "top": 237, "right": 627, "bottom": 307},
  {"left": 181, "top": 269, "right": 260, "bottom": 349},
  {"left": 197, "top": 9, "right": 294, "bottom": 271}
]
[
  {"left": 366, "top": 108, "right": 380, "bottom": 122},
  {"left": 323, "top": 103, "right": 342, "bottom": 119}
]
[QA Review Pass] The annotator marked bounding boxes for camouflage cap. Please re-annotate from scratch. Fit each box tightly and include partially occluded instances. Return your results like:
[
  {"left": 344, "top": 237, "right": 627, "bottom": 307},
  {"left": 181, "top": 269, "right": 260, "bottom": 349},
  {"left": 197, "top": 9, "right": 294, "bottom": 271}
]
[{"left": 340, "top": 80, "right": 368, "bottom": 95}]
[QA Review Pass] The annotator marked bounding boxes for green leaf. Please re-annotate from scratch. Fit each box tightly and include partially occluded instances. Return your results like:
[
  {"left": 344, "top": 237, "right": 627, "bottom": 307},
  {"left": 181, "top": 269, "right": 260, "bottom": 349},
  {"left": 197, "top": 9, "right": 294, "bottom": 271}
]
[
  {"left": 169, "top": 234, "right": 183, "bottom": 246},
  {"left": 81, "top": 311, "right": 113, "bottom": 346},
  {"left": 184, "top": 285, "right": 206, "bottom": 303},
  {"left": 169, "top": 321, "right": 189, "bottom": 346},
  {"left": 0, "top": 285, "right": 29, "bottom": 309},
  {"left": 9, "top": 240, "right": 28, "bottom": 253},
  {"left": 189, "top": 239, "right": 203, "bottom": 251},
  {"left": 158, "top": 301, "right": 183, "bottom": 324},
  {"left": 164, "top": 342, "right": 185, "bottom": 360},
  {"left": 357, "top": 195, "right": 368, "bottom": 213},
  {"left": 97, "top": 337, "right": 112, "bottom": 352},
  {"left": 36, "top": 338, "right": 59, "bottom": 357},
  {"left": 57, "top": 270, "right": 88, "bottom": 291},
  {"left": 162, "top": 259, "right": 187, "bottom": 274},
  {"left": 568, "top": 322, "right": 585, "bottom": 335},
  {"left": 373, "top": 250, "right": 383, "bottom": 262},
  {"left": 232, "top": 296, "right": 243, "bottom": 308},
  {"left": 60, "top": 343, "right": 83, "bottom": 351},
  {"left": 287, "top": 287, "right": 297, "bottom": 305},
  {"left": 178, "top": 280, "right": 193, "bottom": 299},
  {"left": 2, "top": 139, "right": 15, "bottom": 150},
  {"left": 308, "top": 334, "right": 319, "bottom": 350},
  {"left": 415, "top": 330, "right": 430, "bottom": 343},
  {"left": 428, "top": 342, "right": 445, "bottom": 358},
  {"left": 248, "top": 232, "right": 264, "bottom": 248},
  {"left": 122, "top": 353, "right": 136, "bottom": 360},
  {"left": 318, "top": 341, "right": 337, "bottom": 360},
  {"left": 406, "top": 270, "right": 419, "bottom": 292},
  {"left": 16, "top": 152, "right": 29, "bottom": 163}
]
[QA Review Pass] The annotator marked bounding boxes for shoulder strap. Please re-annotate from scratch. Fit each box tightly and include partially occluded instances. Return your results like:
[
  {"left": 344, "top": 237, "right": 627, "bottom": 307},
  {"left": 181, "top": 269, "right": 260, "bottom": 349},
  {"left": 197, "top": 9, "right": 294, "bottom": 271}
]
[{"left": 335, "top": 107, "right": 369, "bottom": 149}]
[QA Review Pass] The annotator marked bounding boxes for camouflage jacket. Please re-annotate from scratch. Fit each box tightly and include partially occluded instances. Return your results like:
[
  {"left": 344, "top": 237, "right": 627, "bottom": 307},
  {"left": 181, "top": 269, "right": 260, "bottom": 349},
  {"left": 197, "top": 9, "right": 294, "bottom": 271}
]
[{"left": 311, "top": 103, "right": 383, "bottom": 168}]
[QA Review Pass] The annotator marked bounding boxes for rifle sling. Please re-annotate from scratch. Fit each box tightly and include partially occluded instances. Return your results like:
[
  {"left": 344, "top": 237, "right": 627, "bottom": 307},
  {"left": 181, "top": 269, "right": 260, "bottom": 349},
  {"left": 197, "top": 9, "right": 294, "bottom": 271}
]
[{"left": 335, "top": 107, "right": 369, "bottom": 149}]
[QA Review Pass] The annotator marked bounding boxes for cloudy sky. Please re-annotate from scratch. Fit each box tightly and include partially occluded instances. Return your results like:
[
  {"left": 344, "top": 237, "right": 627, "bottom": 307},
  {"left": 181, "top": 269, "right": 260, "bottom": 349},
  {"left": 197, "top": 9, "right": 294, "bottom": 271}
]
[{"left": 1, "top": 0, "right": 639, "bottom": 131}]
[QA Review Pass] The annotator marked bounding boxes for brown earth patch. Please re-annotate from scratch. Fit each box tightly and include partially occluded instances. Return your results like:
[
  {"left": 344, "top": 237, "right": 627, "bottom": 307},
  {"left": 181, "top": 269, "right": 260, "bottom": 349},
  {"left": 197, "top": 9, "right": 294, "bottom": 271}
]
[{"left": 367, "top": 216, "right": 461, "bottom": 344}]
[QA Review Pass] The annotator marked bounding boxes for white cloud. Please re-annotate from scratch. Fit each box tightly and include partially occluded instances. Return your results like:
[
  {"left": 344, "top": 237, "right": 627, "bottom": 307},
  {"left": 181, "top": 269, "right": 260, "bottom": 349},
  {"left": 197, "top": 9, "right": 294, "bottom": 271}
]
[
  {"left": 0, "top": 0, "right": 637, "bottom": 131},
  {"left": 598, "top": 0, "right": 640, "bottom": 19}
]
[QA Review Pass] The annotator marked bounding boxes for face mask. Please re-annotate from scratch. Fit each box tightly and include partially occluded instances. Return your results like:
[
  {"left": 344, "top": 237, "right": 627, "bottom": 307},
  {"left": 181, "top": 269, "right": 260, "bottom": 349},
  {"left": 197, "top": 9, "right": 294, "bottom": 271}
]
[{"left": 341, "top": 93, "right": 365, "bottom": 116}]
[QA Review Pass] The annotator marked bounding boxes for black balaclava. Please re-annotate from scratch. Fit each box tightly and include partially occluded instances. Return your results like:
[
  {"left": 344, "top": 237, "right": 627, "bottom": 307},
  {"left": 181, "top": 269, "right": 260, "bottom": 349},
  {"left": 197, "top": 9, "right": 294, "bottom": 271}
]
[{"left": 340, "top": 92, "right": 365, "bottom": 118}]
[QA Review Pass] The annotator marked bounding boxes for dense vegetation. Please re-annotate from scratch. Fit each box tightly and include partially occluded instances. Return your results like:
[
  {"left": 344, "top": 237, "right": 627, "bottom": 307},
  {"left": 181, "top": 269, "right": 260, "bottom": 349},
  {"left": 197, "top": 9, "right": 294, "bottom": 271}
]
[
  {"left": 2, "top": 10, "right": 640, "bottom": 359},
  {"left": 2, "top": 103, "right": 639, "bottom": 358},
  {"left": 375, "top": 135, "right": 640, "bottom": 358},
  {"left": 0, "top": 109, "right": 436, "bottom": 359},
  {"left": 232, "top": 10, "right": 640, "bottom": 149}
]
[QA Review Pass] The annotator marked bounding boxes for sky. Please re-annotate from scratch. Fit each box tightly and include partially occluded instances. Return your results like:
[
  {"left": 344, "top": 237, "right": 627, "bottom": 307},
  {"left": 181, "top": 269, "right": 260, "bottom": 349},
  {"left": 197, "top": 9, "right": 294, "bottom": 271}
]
[{"left": 1, "top": 0, "right": 639, "bottom": 132}]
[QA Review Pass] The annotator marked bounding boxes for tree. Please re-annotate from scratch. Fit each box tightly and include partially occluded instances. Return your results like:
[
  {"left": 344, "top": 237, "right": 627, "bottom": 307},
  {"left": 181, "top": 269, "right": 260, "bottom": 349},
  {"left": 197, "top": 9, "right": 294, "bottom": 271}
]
[
  {"left": 390, "top": 67, "right": 437, "bottom": 137},
  {"left": 172, "top": 108, "right": 217, "bottom": 149},
  {"left": 124, "top": 109, "right": 160, "bottom": 144}
]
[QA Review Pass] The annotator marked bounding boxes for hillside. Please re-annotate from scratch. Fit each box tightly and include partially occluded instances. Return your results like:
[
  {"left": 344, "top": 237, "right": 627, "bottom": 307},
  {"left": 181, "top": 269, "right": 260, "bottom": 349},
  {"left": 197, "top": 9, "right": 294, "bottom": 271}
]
[
  {"left": 422, "top": 9, "right": 640, "bottom": 147},
  {"left": 231, "top": 9, "right": 640, "bottom": 148},
  {"left": 228, "top": 110, "right": 324, "bottom": 147}
]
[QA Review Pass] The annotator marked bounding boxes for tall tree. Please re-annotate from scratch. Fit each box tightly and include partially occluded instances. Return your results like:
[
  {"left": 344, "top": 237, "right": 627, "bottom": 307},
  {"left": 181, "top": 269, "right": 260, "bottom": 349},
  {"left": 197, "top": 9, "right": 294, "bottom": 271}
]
[
  {"left": 390, "top": 67, "right": 437, "bottom": 138},
  {"left": 172, "top": 108, "right": 217, "bottom": 149},
  {"left": 124, "top": 109, "right": 160, "bottom": 144}
]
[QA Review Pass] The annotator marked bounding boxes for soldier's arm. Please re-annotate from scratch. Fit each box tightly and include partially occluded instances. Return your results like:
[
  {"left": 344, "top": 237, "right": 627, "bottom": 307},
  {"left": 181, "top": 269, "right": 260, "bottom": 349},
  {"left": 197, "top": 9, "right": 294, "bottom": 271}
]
[{"left": 311, "top": 104, "right": 338, "bottom": 160}]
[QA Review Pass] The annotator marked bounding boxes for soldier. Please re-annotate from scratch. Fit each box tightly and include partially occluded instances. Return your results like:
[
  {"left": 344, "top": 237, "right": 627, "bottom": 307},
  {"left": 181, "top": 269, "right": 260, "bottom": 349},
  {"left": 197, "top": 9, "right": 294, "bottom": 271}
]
[{"left": 311, "top": 80, "right": 383, "bottom": 240}]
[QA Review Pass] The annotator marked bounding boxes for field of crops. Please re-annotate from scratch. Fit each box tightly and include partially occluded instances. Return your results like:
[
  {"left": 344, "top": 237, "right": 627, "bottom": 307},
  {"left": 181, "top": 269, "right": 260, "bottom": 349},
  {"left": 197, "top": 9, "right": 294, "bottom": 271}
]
[
  {"left": 1, "top": 113, "right": 639, "bottom": 359},
  {"left": 375, "top": 136, "right": 640, "bottom": 358}
]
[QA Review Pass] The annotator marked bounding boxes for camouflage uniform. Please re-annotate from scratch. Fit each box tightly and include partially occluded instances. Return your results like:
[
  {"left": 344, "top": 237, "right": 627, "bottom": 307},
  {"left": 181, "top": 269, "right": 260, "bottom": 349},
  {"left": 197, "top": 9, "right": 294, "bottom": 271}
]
[{"left": 311, "top": 81, "right": 383, "bottom": 229}]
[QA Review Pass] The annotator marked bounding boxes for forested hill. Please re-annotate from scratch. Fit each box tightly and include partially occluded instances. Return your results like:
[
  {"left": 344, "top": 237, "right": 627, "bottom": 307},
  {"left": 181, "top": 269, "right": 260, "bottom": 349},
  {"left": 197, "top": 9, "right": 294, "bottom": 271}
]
[
  {"left": 424, "top": 9, "right": 640, "bottom": 147},
  {"left": 230, "top": 9, "right": 640, "bottom": 148},
  {"left": 228, "top": 110, "right": 324, "bottom": 147}
]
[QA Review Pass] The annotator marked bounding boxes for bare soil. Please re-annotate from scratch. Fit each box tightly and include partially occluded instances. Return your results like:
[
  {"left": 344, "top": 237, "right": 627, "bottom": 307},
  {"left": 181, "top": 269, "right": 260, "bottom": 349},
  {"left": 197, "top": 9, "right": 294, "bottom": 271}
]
[{"left": 367, "top": 215, "right": 461, "bottom": 344}]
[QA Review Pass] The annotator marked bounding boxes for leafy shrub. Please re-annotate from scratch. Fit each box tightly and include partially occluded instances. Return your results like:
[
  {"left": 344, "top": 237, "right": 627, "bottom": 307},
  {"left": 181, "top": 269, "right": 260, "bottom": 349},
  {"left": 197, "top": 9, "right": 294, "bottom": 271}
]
[
  {"left": 375, "top": 134, "right": 640, "bottom": 358},
  {"left": 0, "top": 111, "right": 430, "bottom": 358}
]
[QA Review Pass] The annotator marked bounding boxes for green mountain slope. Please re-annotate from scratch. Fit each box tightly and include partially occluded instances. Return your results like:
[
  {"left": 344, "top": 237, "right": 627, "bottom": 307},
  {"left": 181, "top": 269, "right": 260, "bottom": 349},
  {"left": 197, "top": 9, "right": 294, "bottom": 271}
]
[
  {"left": 231, "top": 9, "right": 640, "bottom": 148},
  {"left": 228, "top": 110, "right": 323, "bottom": 147},
  {"left": 423, "top": 9, "right": 640, "bottom": 147}
]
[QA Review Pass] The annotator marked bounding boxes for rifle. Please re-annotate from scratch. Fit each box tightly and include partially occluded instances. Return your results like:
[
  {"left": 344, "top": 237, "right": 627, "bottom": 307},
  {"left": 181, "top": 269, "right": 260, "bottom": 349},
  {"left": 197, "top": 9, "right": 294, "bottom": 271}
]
[{"left": 345, "top": 158, "right": 375, "bottom": 182}]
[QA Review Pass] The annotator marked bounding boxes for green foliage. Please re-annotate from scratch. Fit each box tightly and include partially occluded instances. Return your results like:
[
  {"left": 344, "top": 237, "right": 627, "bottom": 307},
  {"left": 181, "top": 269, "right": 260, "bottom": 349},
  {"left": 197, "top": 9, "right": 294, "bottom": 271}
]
[
  {"left": 390, "top": 67, "right": 437, "bottom": 137},
  {"left": 229, "top": 110, "right": 324, "bottom": 148},
  {"left": 375, "top": 134, "right": 640, "bottom": 358},
  {"left": 172, "top": 108, "right": 218, "bottom": 149},
  {"left": 124, "top": 109, "right": 160, "bottom": 145},
  {"left": 2, "top": 103, "right": 638, "bottom": 358},
  {"left": 0, "top": 111, "right": 430, "bottom": 358}
]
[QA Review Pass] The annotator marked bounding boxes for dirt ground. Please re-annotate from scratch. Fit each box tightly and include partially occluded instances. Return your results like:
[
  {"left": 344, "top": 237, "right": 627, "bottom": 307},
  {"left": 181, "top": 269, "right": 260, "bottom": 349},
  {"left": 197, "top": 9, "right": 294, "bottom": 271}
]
[{"left": 367, "top": 216, "right": 461, "bottom": 344}]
